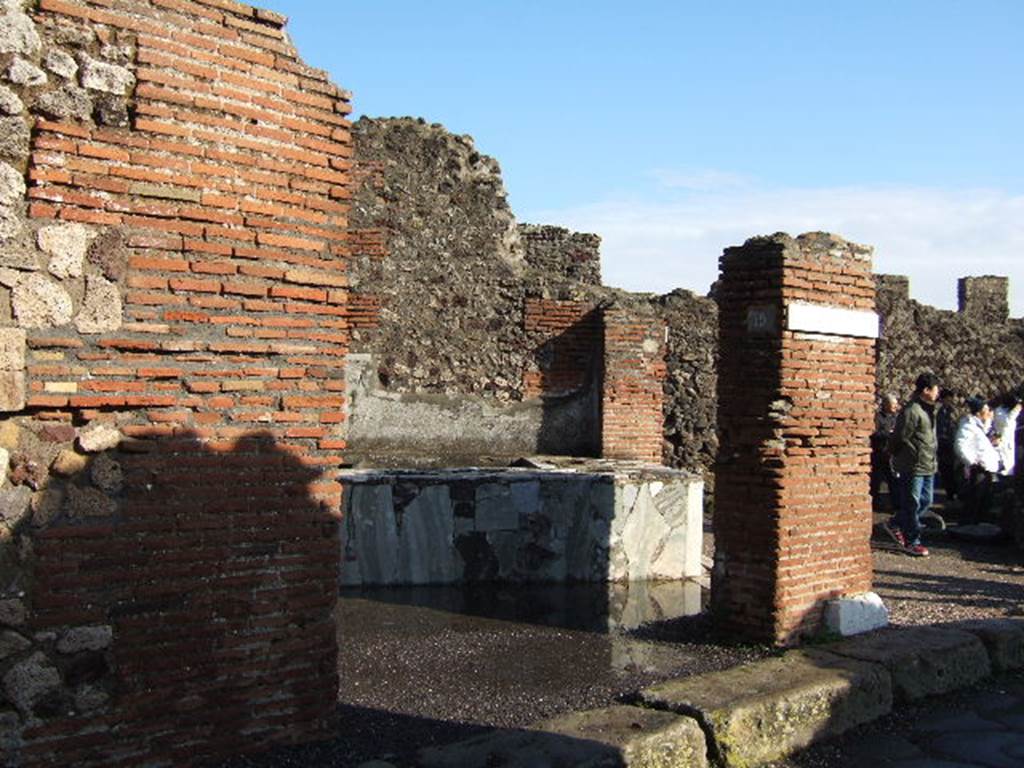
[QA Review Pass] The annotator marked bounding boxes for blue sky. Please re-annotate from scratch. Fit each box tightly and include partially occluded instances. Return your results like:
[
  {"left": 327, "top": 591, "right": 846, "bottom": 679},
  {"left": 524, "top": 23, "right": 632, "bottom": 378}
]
[{"left": 267, "top": 1, "right": 1024, "bottom": 314}]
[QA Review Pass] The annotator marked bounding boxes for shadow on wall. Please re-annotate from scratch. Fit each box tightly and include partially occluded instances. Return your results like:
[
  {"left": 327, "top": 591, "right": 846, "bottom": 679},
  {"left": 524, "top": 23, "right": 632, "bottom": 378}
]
[
  {"left": 531, "top": 308, "right": 604, "bottom": 457},
  {"left": 1, "top": 427, "right": 339, "bottom": 767}
]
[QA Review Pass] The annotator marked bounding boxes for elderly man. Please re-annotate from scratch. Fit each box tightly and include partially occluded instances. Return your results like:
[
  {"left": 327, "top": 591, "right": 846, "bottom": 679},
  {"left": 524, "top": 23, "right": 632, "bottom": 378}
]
[{"left": 885, "top": 372, "right": 941, "bottom": 557}]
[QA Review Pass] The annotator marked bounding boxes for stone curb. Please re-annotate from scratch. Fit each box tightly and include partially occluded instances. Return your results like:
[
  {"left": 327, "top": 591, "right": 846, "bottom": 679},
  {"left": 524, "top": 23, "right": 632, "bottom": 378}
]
[
  {"left": 415, "top": 618, "right": 1024, "bottom": 768},
  {"left": 638, "top": 649, "right": 891, "bottom": 767}
]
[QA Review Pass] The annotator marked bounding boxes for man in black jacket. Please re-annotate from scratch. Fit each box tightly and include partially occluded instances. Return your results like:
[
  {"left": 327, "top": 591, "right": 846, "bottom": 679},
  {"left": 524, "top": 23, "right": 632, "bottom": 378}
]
[{"left": 885, "top": 372, "right": 941, "bottom": 557}]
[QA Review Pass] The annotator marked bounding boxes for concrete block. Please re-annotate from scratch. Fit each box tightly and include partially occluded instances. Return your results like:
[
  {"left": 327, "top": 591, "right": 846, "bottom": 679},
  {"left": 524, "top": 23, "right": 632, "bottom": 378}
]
[
  {"left": 638, "top": 649, "right": 892, "bottom": 768},
  {"left": 824, "top": 592, "right": 889, "bottom": 636},
  {"left": 955, "top": 618, "right": 1024, "bottom": 672},
  {"left": 826, "top": 626, "right": 991, "bottom": 702},
  {"left": 419, "top": 705, "right": 707, "bottom": 768}
]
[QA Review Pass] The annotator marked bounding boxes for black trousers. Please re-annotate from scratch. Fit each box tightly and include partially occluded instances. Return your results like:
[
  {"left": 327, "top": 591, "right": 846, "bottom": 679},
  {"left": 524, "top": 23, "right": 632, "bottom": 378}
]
[{"left": 961, "top": 465, "right": 994, "bottom": 524}]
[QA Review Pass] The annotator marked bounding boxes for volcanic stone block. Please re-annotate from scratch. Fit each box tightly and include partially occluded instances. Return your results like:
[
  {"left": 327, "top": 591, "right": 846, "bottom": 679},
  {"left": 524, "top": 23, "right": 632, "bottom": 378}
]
[
  {"left": 419, "top": 705, "right": 707, "bottom": 768},
  {"left": 638, "top": 650, "right": 892, "bottom": 768},
  {"left": 951, "top": 619, "right": 1024, "bottom": 673},
  {"left": 826, "top": 626, "right": 991, "bottom": 702}
]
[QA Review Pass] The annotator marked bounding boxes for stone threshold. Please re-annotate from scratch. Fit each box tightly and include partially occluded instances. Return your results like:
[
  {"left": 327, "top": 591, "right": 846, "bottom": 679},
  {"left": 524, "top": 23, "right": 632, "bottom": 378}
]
[{"left": 414, "top": 618, "right": 1024, "bottom": 768}]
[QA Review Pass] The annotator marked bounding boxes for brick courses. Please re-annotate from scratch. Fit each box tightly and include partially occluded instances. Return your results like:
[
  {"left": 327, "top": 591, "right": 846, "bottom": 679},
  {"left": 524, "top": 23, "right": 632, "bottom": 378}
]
[
  {"left": 0, "top": 0, "right": 352, "bottom": 764},
  {"left": 601, "top": 307, "right": 666, "bottom": 463},
  {"left": 713, "top": 233, "right": 876, "bottom": 645}
]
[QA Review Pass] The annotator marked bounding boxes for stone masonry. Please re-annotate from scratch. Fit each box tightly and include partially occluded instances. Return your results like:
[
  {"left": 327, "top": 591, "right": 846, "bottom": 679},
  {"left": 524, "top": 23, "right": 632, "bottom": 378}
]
[
  {"left": 876, "top": 274, "right": 1024, "bottom": 400},
  {"left": 347, "top": 117, "right": 676, "bottom": 469},
  {"left": 0, "top": 1, "right": 350, "bottom": 765},
  {"left": 339, "top": 461, "right": 703, "bottom": 586}
]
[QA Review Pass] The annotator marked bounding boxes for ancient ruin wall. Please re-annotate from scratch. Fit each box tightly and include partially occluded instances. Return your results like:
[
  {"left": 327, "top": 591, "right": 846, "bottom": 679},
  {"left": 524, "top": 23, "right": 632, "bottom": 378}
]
[
  {"left": 348, "top": 117, "right": 714, "bottom": 471},
  {"left": 876, "top": 275, "right": 1024, "bottom": 400},
  {"left": 347, "top": 117, "right": 611, "bottom": 465},
  {"left": 0, "top": 1, "right": 350, "bottom": 764}
]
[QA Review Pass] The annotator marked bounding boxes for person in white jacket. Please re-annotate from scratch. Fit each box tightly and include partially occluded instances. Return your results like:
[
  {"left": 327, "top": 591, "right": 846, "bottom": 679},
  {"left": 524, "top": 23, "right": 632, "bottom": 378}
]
[
  {"left": 954, "top": 395, "right": 1001, "bottom": 523},
  {"left": 991, "top": 393, "right": 1022, "bottom": 477}
]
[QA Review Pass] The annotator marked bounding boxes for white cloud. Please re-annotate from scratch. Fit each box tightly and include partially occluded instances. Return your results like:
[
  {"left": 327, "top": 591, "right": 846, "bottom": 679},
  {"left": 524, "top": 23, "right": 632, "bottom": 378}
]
[{"left": 526, "top": 178, "right": 1024, "bottom": 316}]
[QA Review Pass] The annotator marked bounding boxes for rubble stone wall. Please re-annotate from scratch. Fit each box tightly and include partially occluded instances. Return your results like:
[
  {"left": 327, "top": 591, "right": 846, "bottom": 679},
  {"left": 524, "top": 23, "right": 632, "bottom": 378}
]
[
  {"left": 348, "top": 117, "right": 689, "bottom": 469},
  {"left": 0, "top": 1, "right": 349, "bottom": 764},
  {"left": 876, "top": 275, "right": 1024, "bottom": 401},
  {"left": 346, "top": 110, "right": 1024, "bottom": 482}
]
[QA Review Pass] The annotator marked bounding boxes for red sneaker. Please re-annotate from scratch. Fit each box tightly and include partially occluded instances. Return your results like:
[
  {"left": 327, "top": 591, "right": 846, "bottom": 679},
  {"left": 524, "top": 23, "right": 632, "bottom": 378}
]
[
  {"left": 883, "top": 520, "right": 907, "bottom": 548},
  {"left": 904, "top": 543, "right": 929, "bottom": 557}
]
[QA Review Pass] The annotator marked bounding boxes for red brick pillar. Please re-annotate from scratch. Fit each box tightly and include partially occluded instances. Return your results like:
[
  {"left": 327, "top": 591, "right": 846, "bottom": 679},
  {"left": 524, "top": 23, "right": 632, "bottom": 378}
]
[
  {"left": 601, "top": 305, "right": 666, "bottom": 463},
  {"left": 713, "top": 233, "right": 877, "bottom": 644}
]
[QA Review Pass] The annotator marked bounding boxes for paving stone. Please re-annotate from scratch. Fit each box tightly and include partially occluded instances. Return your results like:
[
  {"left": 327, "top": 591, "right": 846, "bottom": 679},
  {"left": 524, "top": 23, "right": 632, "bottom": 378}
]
[
  {"left": 65, "top": 483, "right": 116, "bottom": 519},
  {"left": 56, "top": 624, "right": 112, "bottom": 654},
  {"left": 927, "top": 731, "right": 1024, "bottom": 768},
  {"left": 89, "top": 453, "right": 123, "bottom": 493},
  {"left": 419, "top": 705, "right": 707, "bottom": 768},
  {"left": 50, "top": 448, "right": 87, "bottom": 477},
  {"left": 638, "top": 649, "right": 891, "bottom": 768},
  {"left": 827, "top": 626, "right": 992, "bottom": 702},
  {"left": 0, "top": 630, "right": 29, "bottom": 661},
  {"left": 35, "top": 84, "right": 91, "bottom": 121},
  {"left": 42, "top": 48, "right": 77, "bottom": 79},
  {"left": 956, "top": 618, "right": 1024, "bottom": 672},
  {"left": 0, "top": 115, "right": 29, "bottom": 159},
  {"left": 76, "top": 423, "right": 121, "bottom": 452},
  {"left": 2, "top": 652, "right": 60, "bottom": 715},
  {"left": 0, "top": 598, "right": 26, "bottom": 627},
  {"left": 0, "top": 485, "right": 31, "bottom": 527},
  {"left": 0, "top": 162, "right": 24, "bottom": 242}
]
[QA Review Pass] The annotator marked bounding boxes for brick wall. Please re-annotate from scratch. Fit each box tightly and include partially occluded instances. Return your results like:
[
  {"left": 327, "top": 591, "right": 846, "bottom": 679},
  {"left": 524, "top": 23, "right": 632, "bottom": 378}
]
[
  {"left": 601, "top": 306, "right": 666, "bottom": 463},
  {"left": 522, "top": 298, "right": 601, "bottom": 399},
  {"left": 0, "top": 1, "right": 350, "bottom": 764},
  {"left": 713, "top": 233, "right": 876, "bottom": 645}
]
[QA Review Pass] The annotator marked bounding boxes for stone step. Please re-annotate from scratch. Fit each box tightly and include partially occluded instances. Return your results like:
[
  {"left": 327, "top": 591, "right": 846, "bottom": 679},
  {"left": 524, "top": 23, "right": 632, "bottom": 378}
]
[
  {"left": 418, "top": 704, "right": 707, "bottom": 768},
  {"left": 637, "top": 649, "right": 891, "bottom": 768},
  {"left": 825, "top": 626, "right": 992, "bottom": 702}
]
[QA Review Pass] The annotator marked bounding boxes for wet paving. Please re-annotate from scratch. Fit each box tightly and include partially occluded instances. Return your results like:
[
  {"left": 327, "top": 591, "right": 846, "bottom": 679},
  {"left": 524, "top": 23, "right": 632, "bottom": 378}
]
[
  {"left": 331, "top": 580, "right": 770, "bottom": 764},
  {"left": 218, "top": 580, "right": 772, "bottom": 767}
]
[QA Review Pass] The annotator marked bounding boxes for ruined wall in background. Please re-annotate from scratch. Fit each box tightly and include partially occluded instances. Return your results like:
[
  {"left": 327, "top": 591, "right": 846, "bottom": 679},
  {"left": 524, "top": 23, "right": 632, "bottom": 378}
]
[
  {"left": 347, "top": 117, "right": 610, "bottom": 465},
  {"left": 876, "top": 275, "right": 1024, "bottom": 401},
  {"left": 0, "top": 1, "right": 349, "bottom": 764},
  {"left": 348, "top": 117, "right": 715, "bottom": 471},
  {"left": 658, "top": 289, "right": 718, "bottom": 480}
]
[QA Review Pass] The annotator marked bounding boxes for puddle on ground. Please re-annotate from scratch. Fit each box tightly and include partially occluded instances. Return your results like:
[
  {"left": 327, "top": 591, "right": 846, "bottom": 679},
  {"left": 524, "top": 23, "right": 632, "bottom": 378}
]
[
  {"left": 335, "top": 580, "right": 735, "bottom": 730},
  {"left": 340, "top": 579, "right": 706, "bottom": 632}
]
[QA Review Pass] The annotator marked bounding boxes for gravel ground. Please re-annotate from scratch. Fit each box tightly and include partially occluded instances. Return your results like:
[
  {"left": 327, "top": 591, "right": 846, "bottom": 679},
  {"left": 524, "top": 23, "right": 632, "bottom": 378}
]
[{"left": 217, "top": 506, "right": 1024, "bottom": 768}]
